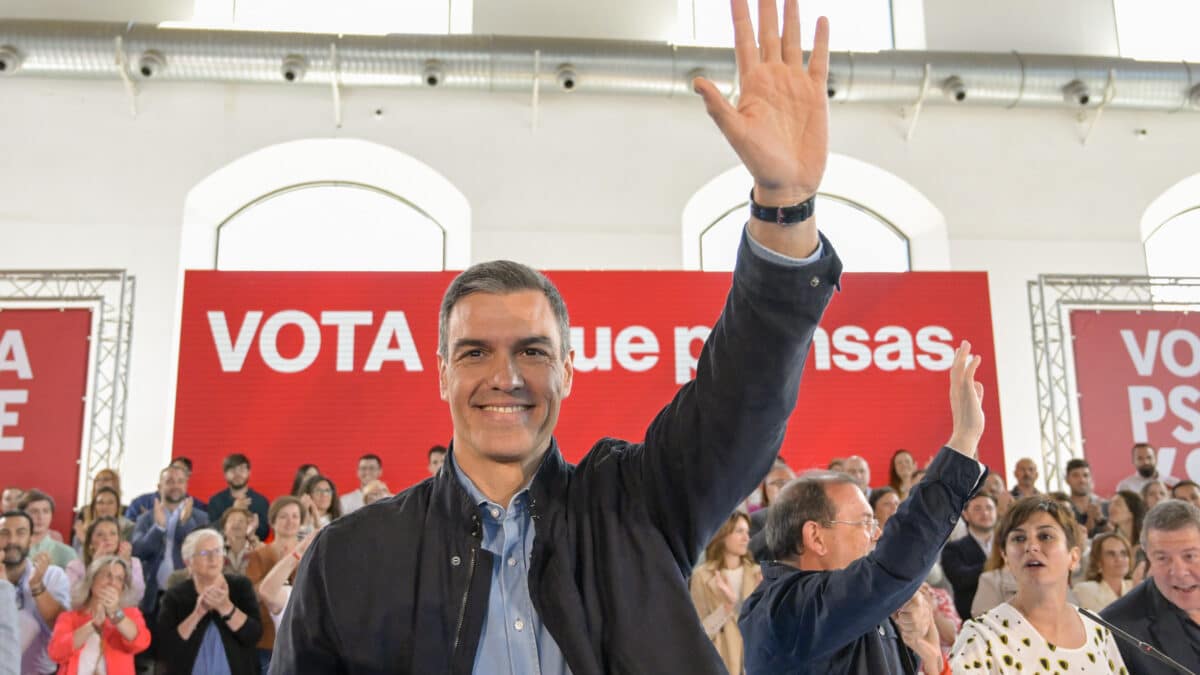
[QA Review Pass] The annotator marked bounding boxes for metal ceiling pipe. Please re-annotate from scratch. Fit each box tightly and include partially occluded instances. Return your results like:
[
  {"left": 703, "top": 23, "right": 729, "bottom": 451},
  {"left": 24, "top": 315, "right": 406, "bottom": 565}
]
[{"left": 0, "top": 19, "right": 1197, "bottom": 112}]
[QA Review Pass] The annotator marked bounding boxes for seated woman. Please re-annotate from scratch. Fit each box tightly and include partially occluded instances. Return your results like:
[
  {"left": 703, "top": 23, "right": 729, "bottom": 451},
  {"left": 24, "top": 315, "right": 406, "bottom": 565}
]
[
  {"left": 48, "top": 555, "right": 150, "bottom": 674},
  {"left": 66, "top": 516, "right": 145, "bottom": 606},
  {"left": 257, "top": 534, "right": 315, "bottom": 630},
  {"left": 297, "top": 474, "right": 341, "bottom": 538},
  {"left": 1073, "top": 532, "right": 1134, "bottom": 612},
  {"left": 950, "top": 496, "right": 1128, "bottom": 674},
  {"left": 690, "top": 511, "right": 762, "bottom": 675},
  {"left": 1108, "top": 490, "right": 1147, "bottom": 582},
  {"left": 246, "top": 496, "right": 305, "bottom": 671},
  {"left": 220, "top": 506, "right": 260, "bottom": 575},
  {"left": 888, "top": 449, "right": 917, "bottom": 501},
  {"left": 72, "top": 486, "right": 134, "bottom": 554},
  {"left": 869, "top": 486, "right": 900, "bottom": 531},
  {"left": 155, "top": 529, "right": 262, "bottom": 674}
]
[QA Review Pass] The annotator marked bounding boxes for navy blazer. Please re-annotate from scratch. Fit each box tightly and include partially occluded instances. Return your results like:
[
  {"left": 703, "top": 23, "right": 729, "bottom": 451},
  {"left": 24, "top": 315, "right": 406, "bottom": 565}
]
[
  {"left": 131, "top": 507, "right": 210, "bottom": 618},
  {"left": 940, "top": 532, "right": 987, "bottom": 619},
  {"left": 739, "top": 447, "right": 983, "bottom": 675},
  {"left": 1101, "top": 578, "right": 1200, "bottom": 674}
]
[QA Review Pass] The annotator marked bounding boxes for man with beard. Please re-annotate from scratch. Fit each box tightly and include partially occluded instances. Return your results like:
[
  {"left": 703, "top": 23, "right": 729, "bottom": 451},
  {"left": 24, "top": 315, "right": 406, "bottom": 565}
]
[
  {"left": 1065, "top": 458, "right": 1109, "bottom": 537},
  {"left": 1, "top": 510, "right": 69, "bottom": 675},
  {"left": 1010, "top": 457, "right": 1040, "bottom": 498},
  {"left": 131, "top": 465, "right": 209, "bottom": 625},
  {"left": 1116, "top": 443, "right": 1179, "bottom": 495},
  {"left": 207, "top": 453, "right": 271, "bottom": 540}
]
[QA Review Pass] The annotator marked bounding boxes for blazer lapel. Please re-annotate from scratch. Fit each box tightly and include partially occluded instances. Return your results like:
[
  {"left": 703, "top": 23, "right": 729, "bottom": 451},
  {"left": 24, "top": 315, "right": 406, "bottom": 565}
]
[{"left": 1147, "top": 583, "right": 1199, "bottom": 666}]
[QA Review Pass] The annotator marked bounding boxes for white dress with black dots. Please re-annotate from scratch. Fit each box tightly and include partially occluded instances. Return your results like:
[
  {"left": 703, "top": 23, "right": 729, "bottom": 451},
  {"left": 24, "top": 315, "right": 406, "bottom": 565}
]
[{"left": 949, "top": 602, "right": 1128, "bottom": 674}]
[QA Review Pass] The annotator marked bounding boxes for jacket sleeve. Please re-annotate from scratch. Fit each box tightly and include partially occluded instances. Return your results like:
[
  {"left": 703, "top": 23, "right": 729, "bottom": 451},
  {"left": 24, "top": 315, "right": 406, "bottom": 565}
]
[
  {"left": 227, "top": 575, "right": 263, "bottom": 647},
  {"left": 106, "top": 606, "right": 152, "bottom": 654},
  {"left": 155, "top": 584, "right": 196, "bottom": 664},
  {"left": 131, "top": 513, "right": 164, "bottom": 559},
  {"left": 46, "top": 610, "right": 80, "bottom": 665},
  {"left": 630, "top": 231, "right": 841, "bottom": 569},
  {"left": 689, "top": 567, "right": 733, "bottom": 640},
  {"left": 269, "top": 527, "right": 346, "bottom": 674},
  {"left": 740, "top": 446, "right": 981, "bottom": 663}
]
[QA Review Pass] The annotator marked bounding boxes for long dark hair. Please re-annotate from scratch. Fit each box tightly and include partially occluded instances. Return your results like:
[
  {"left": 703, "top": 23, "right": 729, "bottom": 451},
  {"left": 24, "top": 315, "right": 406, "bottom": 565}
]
[
  {"left": 301, "top": 474, "right": 342, "bottom": 520},
  {"left": 887, "top": 449, "right": 914, "bottom": 496},
  {"left": 291, "top": 464, "right": 319, "bottom": 497},
  {"left": 83, "top": 516, "right": 121, "bottom": 567}
]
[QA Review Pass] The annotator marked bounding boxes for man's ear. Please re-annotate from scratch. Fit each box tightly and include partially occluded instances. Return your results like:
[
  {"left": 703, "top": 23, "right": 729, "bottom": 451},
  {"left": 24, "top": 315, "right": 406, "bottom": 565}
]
[
  {"left": 561, "top": 349, "right": 575, "bottom": 398},
  {"left": 437, "top": 354, "right": 449, "bottom": 402},
  {"left": 801, "top": 521, "right": 826, "bottom": 557}
]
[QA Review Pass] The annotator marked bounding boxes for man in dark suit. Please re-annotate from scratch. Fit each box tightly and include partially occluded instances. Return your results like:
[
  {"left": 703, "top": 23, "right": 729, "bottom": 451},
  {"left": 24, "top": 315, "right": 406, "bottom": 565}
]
[
  {"left": 940, "top": 492, "right": 996, "bottom": 619},
  {"left": 1102, "top": 499, "right": 1200, "bottom": 674},
  {"left": 131, "top": 465, "right": 209, "bottom": 624},
  {"left": 739, "top": 343, "right": 987, "bottom": 674}
]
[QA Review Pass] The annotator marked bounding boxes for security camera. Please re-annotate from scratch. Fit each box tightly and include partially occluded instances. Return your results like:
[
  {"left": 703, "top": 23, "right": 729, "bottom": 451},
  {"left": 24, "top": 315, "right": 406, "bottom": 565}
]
[
  {"left": 281, "top": 55, "right": 307, "bottom": 83},
  {"left": 557, "top": 64, "right": 577, "bottom": 91},
  {"left": 941, "top": 75, "right": 966, "bottom": 102},
  {"left": 138, "top": 50, "right": 166, "bottom": 78},
  {"left": 1062, "top": 79, "right": 1090, "bottom": 106},
  {"left": 423, "top": 59, "right": 443, "bottom": 87},
  {"left": 0, "top": 45, "right": 21, "bottom": 74}
]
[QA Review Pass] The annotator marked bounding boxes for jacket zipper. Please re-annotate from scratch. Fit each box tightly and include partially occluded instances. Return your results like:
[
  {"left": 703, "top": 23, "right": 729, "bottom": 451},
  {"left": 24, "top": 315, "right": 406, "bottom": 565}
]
[{"left": 452, "top": 546, "right": 478, "bottom": 655}]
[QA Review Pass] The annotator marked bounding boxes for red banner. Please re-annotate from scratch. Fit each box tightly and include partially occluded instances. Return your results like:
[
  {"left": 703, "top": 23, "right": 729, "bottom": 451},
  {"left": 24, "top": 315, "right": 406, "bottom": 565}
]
[
  {"left": 1072, "top": 310, "right": 1200, "bottom": 494},
  {"left": 174, "top": 271, "right": 1003, "bottom": 503},
  {"left": 0, "top": 309, "right": 93, "bottom": 538}
]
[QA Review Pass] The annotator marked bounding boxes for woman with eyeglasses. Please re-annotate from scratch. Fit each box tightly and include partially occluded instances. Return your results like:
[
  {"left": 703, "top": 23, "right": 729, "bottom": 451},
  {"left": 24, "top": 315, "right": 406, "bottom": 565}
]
[
  {"left": 246, "top": 496, "right": 305, "bottom": 672},
  {"left": 48, "top": 554, "right": 149, "bottom": 674},
  {"left": 155, "top": 529, "right": 262, "bottom": 674},
  {"left": 949, "top": 496, "right": 1128, "bottom": 674},
  {"left": 66, "top": 516, "right": 145, "bottom": 606},
  {"left": 297, "top": 474, "right": 341, "bottom": 538}
]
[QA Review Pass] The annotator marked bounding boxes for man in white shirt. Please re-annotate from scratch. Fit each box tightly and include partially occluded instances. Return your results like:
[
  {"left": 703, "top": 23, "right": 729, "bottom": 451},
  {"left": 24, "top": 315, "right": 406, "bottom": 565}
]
[
  {"left": 1, "top": 511, "right": 69, "bottom": 675},
  {"left": 339, "top": 454, "right": 383, "bottom": 515},
  {"left": 1115, "top": 443, "right": 1179, "bottom": 495}
]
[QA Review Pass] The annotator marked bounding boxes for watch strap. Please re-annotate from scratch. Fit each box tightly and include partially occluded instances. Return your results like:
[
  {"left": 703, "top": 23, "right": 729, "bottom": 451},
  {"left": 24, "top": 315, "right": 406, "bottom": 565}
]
[{"left": 749, "top": 188, "right": 815, "bottom": 225}]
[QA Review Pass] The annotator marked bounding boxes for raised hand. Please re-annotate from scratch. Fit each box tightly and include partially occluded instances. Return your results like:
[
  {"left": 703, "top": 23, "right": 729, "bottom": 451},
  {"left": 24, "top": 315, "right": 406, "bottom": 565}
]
[
  {"left": 179, "top": 497, "right": 194, "bottom": 524},
  {"left": 96, "top": 586, "right": 120, "bottom": 615},
  {"left": 153, "top": 497, "right": 167, "bottom": 528},
  {"left": 693, "top": 0, "right": 830, "bottom": 208},
  {"left": 117, "top": 540, "right": 133, "bottom": 561},
  {"left": 946, "top": 341, "right": 985, "bottom": 458}
]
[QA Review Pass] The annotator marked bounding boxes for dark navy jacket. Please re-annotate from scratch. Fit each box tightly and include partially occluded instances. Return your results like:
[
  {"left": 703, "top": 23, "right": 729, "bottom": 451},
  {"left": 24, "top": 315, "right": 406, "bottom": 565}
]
[
  {"left": 1102, "top": 577, "right": 1200, "bottom": 674},
  {"left": 740, "top": 446, "right": 983, "bottom": 675},
  {"left": 270, "top": 233, "right": 841, "bottom": 674}
]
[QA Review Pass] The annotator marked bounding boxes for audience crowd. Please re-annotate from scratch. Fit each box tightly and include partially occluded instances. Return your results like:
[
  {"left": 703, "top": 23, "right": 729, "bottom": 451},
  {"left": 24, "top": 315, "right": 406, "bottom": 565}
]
[{"left": 2, "top": 437, "right": 1197, "bottom": 674}]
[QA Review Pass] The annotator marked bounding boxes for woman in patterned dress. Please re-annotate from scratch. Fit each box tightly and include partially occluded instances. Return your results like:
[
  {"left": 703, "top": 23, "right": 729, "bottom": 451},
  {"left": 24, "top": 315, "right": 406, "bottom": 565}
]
[{"left": 949, "top": 495, "right": 1128, "bottom": 674}]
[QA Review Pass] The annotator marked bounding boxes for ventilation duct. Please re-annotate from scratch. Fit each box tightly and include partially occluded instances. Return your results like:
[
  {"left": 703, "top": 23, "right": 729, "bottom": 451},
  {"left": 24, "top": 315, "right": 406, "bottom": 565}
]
[{"left": 0, "top": 20, "right": 1197, "bottom": 112}]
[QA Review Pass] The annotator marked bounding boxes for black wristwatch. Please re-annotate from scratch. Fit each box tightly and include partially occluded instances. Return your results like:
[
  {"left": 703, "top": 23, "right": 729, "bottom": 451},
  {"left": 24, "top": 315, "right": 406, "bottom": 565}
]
[
  {"left": 220, "top": 606, "right": 236, "bottom": 621},
  {"left": 749, "top": 188, "right": 816, "bottom": 225}
]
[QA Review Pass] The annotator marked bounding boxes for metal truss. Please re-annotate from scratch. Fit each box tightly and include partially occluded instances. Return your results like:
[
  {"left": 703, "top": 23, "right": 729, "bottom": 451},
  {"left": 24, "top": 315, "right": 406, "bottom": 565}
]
[
  {"left": 1028, "top": 274, "right": 1200, "bottom": 491},
  {"left": 0, "top": 270, "right": 135, "bottom": 501}
]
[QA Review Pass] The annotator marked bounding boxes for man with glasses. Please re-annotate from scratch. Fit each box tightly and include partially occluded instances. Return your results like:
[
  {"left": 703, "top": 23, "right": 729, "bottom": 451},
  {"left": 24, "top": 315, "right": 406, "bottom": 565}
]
[
  {"left": 1, "top": 511, "right": 69, "bottom": 675},
  {"left": 740, "top": 344, "right": 987, "bottom": 674}
]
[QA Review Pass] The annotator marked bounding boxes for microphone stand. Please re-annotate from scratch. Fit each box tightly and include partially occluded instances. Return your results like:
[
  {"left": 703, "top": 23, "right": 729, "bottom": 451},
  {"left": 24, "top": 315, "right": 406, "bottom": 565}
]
[{"left": 1078, "top": 608, "right": 1197, "bottom": 675}]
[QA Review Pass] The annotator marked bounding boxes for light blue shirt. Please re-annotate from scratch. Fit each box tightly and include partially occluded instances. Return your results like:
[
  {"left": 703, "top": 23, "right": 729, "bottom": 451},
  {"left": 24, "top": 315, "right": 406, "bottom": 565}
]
[
  {"left": 155, "top": 504, "right": 182, "bottom": 589},
  {"left": 452, "top": 454, "right": 571, "bottom": 675},
  {"left": 16, "top": 560, "right": 70, "bottom": 675},
  {"left": 0, "top": 579, "right": 18, "bottom": 675}
]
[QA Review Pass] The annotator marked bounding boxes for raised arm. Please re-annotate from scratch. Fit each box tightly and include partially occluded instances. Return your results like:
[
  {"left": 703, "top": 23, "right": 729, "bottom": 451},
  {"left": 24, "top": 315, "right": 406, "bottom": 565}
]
[{"left": 627, "top": 0, "right": 840, "bottom": 570}]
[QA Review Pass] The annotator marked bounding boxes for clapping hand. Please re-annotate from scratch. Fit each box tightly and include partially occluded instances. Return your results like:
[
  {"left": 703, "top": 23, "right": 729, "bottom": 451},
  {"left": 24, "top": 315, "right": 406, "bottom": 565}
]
[
  {"left": 693, "top": 0, "right": 830, "bottom": 209},
  {"left": 95, "top": 585, "right": 120, "bottom": 616},
  {"left": 117, "top": 540, "right": 133, "bottom": 561},
  {"left": 29, "top": 552, "right": 50, "bottom": 587},
  {"left": 179, "top": 497, "right": 194, "bottom": 524},
  {"left": 153, "top": 497, "right": 167, "bottom": 528},
  {"left": 202, "top": 577, "right": 233, "bottom": 616}
]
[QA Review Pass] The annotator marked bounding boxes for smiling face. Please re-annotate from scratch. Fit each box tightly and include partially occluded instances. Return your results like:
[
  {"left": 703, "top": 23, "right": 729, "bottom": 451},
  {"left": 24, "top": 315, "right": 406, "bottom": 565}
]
[
  {"left": 94, "top": 492, "right": 119, "bottom": 519},
  {"left": 0, "top": 514, "right": 30, "bottom": 567},
  {"left": 1144, "top": 481, "right": 1169, "bottom": 509},
  {"left": 1146, "top": 525, "right": 1200, "bottom": 614},
  {"left": 272, "top": 503, "right": 301, "bottom": 538},
  {"left": 309, "top": 480, "right": 333, "bottom": 514},
  {"left": 89, "top": 521, "right": 120, "bottom": 558},
  {"left": 819, "top": 482, "right": 882, "bottom": 570},
  {"left": 1003, "top": 511, "right": 1080, "bottom": 590},
  {"left": 357, "top": 458, "right": 382, "bottom": 487},
  {"left": 187, "top": 533, "right": 225, "bottom": 584},
  {"left": 892, "top": 452, "right": 915, "bottom": 482},
  {"left": 439, "top": 290, "right": 574, "bottom": 470},
  {"left": 1098, "top": 535, "right": 1131, "bottom": 580}
]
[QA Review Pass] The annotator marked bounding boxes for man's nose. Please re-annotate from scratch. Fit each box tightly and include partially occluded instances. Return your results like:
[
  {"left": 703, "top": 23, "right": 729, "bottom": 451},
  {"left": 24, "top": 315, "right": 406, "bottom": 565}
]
[{"left": 489, "top": 354, "right": 524, "bottom": 389}]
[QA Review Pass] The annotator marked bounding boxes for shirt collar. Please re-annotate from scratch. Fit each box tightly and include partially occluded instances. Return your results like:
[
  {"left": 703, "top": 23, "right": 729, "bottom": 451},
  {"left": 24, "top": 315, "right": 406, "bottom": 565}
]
[{"left": 450, "top": 452, "right": 532, "bottom": 511}]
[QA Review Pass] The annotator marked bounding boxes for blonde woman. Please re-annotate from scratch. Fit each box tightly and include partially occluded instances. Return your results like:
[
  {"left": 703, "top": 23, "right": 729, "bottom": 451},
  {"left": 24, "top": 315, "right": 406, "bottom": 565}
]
[
  {"left": 690, "top": 511, "right": 762, "bottom": 675},
  {"left": 1072, "top": 532, "right": 1134, "bottom": 612},
  {"left": 950, "top": 496, "right": 1127, "bottom": 674},
  {"left": 48, "top": 555, "right": 149, "bottom": 674}
]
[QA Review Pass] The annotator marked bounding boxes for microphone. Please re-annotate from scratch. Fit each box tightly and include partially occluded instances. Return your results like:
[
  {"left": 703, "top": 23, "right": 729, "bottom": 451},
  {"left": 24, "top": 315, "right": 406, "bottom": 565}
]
[{"left": 1077, "top": 607, "right": 1197, "bottom": 675}]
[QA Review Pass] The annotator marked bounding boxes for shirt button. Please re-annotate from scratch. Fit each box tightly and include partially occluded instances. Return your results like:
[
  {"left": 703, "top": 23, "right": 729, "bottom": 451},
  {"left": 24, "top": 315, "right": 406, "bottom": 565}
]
[
  {"left": 451, "top": 556, "right": 461, "bottom": 567},
  {"left": 507, "top": 557, "right": 517, "bottom": 567},
  {"left": 809, "top": 276, "right": 821, "bottom": 287},
  {"left": 490, "top": 507, "right": 502, "bottom": 519},
  {"left": 514, "top": 618, "right": 525, "bottom": 632}
]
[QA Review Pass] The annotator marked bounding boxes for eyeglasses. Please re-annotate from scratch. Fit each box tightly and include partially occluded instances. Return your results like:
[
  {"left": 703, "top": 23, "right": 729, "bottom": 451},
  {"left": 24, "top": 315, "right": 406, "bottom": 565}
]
[
  {"left": 312, "top": 488, "right": 333, "bottom": 495},
  {"left": 824, "top": 518, "right": 881, "bottom": 536},
  {"left": 193, "top": 548, "right": 224, "bottom": 560}
]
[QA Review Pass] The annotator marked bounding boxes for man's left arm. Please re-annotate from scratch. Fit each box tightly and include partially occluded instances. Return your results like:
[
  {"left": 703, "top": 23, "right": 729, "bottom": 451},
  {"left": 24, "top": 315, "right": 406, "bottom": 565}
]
[{"left": 630, "top": 0, "right": 838, "bottom": 564}]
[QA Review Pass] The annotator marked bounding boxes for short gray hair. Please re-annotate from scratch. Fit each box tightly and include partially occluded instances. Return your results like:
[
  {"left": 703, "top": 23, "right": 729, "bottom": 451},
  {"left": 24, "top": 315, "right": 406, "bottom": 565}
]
[
  {"left": 437, "top": 261, "right": 570, "bottom": 359},
  {"left": 181, "top": 528, "right": 224, "bottom": 562},
  {"left": 71, "top": 555, "right": 138, "bottom": 610},
  {"left": 766, "top": 471, "right": 859, "bottom": 560},
  {"left": 1142, "top": 499, "right": 1200, "bottom": 550}
]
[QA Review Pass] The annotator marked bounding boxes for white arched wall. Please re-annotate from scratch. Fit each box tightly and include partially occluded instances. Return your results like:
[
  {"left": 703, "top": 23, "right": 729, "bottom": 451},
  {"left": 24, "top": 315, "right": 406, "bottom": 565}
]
[
  {"left": 681, "top": 152, "right": 950, "bottom": 270},
  {"left": 179, "top": 137, "right": 471, "bottom": 270},
  {"left": 1139, "top": 171, "right": 1200, "bottom": 264},
  {"left": 168, "top": 137, "right": 472, "bottom": 451}
]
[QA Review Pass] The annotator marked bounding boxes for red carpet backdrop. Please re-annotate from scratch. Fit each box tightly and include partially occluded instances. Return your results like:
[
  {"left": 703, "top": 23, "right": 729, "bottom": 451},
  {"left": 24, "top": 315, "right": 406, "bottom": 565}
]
[
  {"left": 174, "top": 271, "right": 1003, "bottom": 501},
  {"left": 1072, "top": 310, "right": 1200, "bottom": 494},
  {"left": 0, "top": 309, "right": 92, "bottom": 537}
]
